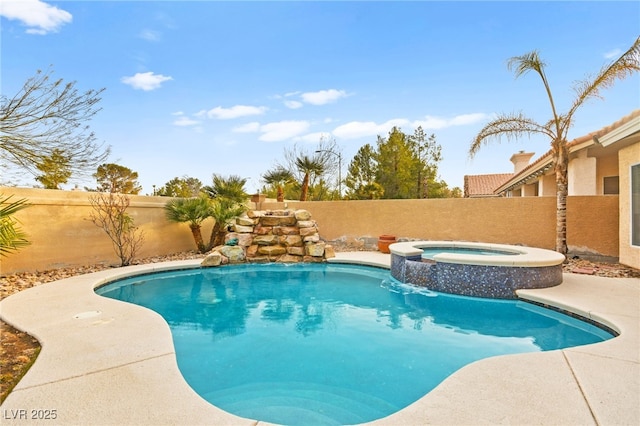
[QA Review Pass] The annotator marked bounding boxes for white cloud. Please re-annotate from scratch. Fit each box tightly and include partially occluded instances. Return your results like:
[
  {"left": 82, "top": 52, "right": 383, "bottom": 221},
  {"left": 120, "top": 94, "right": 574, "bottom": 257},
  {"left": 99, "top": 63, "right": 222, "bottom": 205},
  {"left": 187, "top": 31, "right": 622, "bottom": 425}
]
[
  {"left": 301, "top": 89, "right": 348, "bottom": 105},
  {"left": 233, "top": 122, "right": 261, "bottom": 133},
  {"left": 206, "top": 105, "right": 267, "bottom": 120},
  {"left": 0, "top": 0, "right": 72, "bottom": 35},
  {"left": 333, "top": 119, "right": 409, "bottom": 139},
  {"left": 413, "top": 113, "right": 489, "bottom": 129},
  {"left": 293, "top": 132, "right": 331, "bottom": 143},
  {"left": 259, "top": 120, "right": 310, "bottom": 142},
  {"left": 284, "top": 100, "right": 303, "bottom": 109},
  {"left": 173, "top": 116, "right": 199, "bottom": 126},
  {"left": 121, "top": 72, "right": 173, "bottom": 91},
  {"left": 139, "top": 29, "right": 161, "bottom": 42},
  {"left": 604, "top": 48, "right": 622, "bottom": 59}
]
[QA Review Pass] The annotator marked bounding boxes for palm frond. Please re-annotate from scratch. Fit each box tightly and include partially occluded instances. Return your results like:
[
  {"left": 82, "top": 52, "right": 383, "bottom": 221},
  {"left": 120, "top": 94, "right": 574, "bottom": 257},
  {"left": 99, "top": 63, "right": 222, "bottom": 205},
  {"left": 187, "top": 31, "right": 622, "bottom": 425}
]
[
  {"left": 164, "top": 197, "right": 212, "bottom": 226},
  {"left": 0, "top": 194, "right": 31, "bottom": 257},
  {"left": 507, "top": 50, "right": 545, "bottom": 78},
  {"left": 569, "top": 36, "right": 640, "bottom": 117},
  {"left": 469, "top": 112, "right": 552, "bottom": 157}
]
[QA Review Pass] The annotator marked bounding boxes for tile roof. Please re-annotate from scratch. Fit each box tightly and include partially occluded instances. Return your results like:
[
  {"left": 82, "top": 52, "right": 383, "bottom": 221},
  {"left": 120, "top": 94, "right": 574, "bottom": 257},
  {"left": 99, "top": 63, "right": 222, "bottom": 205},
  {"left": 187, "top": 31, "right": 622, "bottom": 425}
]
[{"left": 464, "top": 173, "right": 513, "bottom": 197}]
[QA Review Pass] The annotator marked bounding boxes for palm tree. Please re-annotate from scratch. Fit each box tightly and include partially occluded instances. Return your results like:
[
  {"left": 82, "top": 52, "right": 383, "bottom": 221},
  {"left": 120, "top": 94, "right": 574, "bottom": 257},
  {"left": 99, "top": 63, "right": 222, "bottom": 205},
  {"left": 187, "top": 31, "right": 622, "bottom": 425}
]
[
  {"left": 208, "top": 198, "right": 247, "bottom": 248},
  {"left": 164, "top": 197, "right": 213, "bottom": 253},
  {"left": 0, "top": 194, "right": 30, "bottom": 257},
  {"left": 262, "top": 167, "right": 294, "bottom": 202},
  {"left": 295, "top": 155, "right": 324, "bottom": 201},
  {"left": 201, "top": 174, "right": 249, "bottom": 249},
  {"left": 201, "top": 174, "right": 248, "bottom": 202},
  {"left": 469, "top": 37, "right": 640, "bottom": 255}
]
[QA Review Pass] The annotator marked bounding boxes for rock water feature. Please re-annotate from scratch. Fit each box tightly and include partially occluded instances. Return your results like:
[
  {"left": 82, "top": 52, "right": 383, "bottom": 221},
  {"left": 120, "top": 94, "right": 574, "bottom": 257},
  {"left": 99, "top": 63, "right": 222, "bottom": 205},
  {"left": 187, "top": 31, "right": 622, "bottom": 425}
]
[{"left": 201, "top": 209, "right": 335, "bottom": 267}]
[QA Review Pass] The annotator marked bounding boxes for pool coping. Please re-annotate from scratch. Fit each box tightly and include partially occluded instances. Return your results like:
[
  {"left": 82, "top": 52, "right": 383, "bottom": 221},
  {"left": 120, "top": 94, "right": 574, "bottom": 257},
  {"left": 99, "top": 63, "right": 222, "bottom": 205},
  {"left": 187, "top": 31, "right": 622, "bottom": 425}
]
[
  {"left": 389, "top": 240, "right": 566, "bottom": 267},
  {"left": 0, "top": 253, "right": 638, "bottom": 425}
]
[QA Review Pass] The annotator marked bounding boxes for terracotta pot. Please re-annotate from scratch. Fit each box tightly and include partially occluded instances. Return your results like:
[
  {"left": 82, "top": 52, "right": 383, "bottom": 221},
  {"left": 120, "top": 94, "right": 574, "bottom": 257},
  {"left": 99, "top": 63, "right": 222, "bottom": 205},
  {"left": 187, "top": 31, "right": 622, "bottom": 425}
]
[{"left": 377, "top": 235, "right": 396, "bottom": 254}]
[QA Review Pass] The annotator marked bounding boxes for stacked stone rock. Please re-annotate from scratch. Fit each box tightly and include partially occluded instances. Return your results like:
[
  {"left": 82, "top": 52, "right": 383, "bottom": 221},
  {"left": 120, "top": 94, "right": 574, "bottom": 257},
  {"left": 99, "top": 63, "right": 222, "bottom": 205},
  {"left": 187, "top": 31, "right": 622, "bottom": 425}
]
[{"left": 201, "top": 209, "right": 335, "bottom": 267}]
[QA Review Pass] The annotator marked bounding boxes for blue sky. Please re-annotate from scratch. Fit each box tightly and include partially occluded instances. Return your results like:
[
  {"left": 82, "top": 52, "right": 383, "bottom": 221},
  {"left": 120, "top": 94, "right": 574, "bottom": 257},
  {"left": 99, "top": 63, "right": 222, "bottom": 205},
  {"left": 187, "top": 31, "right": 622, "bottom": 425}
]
[{"left": 2, "top": 1, "right": 639, "bottom": 195}]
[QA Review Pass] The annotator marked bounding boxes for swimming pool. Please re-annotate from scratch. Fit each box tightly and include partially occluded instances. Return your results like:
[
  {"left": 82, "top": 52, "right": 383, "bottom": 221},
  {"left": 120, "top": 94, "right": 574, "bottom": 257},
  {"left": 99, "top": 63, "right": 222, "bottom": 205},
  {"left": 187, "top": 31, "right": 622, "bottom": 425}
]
[{"left": 96, "top": 263, "right": 612, "bottom": 425}]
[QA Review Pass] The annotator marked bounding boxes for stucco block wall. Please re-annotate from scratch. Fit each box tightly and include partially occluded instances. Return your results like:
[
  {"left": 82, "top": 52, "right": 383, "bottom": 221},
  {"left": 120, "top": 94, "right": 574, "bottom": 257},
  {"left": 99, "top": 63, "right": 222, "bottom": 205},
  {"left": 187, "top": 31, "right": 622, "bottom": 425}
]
[
  {"left": 0, "top": 187, "right": 211, "bottom": 274},
  {"left": 619, "top": 143, "right": 640, "bottom": 269},
  {"left": 0, "top": 188, "right": 623, "bottom": 274},
  {"left": 266, "top": 196, "right": 619, "bottom": 260}
]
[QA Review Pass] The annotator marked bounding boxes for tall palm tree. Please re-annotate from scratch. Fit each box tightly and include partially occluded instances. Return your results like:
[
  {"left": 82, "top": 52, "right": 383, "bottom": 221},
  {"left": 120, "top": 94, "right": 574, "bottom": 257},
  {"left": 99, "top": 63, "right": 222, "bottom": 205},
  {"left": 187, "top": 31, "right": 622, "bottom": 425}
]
[
  {"left": 295, "top": 155, "right": 324, "bottom": 201},
  {"left": 262, "top": 167, "right": 294, "bottom": 202},
  {"left": 469, "top": 37, "right": 639, "bottom": 255},
  {"left": 164, "top": 197, "right": 213, "bottom": 253}
]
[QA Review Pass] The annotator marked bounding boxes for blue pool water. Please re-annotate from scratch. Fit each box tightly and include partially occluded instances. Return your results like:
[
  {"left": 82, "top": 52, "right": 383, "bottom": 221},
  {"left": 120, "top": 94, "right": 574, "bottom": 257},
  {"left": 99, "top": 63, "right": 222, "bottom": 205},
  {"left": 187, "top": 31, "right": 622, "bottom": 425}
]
[
  {"left": 97, "top": 264, "right": 612, "bottom": 425},
  {"left": 421, "top": 247, "right": 517, "bottom": 260}
]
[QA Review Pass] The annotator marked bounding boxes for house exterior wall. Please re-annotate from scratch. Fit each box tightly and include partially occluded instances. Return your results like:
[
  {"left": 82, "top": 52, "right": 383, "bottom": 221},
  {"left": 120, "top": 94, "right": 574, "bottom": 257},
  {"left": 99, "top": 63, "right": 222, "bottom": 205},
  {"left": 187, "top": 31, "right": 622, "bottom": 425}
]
[
  {"left": 541, "top": 174, "right": 556, "bottom": 196},
  {"left": 568, "top": 150, "right": 597, "bottom": 195},
  {"left": 523, "top": 183, "right": 538, "bottom": 196},
  {"left": 0, "top": 188, "right": 623, "bottom": 274},
  {"left": 618, "top": 143, "right": 640, "bottom": 269},
  {"left": 596, "top": 153, "right": 619, "bottom": 194}
]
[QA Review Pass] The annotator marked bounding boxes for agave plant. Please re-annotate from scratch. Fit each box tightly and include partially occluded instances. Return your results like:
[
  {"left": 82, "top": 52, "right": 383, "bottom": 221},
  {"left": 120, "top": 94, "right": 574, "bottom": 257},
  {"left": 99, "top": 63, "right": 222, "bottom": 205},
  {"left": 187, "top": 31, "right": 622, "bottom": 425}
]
[{"left": 0, "top": 194, "right": 31, "bottom": 257}]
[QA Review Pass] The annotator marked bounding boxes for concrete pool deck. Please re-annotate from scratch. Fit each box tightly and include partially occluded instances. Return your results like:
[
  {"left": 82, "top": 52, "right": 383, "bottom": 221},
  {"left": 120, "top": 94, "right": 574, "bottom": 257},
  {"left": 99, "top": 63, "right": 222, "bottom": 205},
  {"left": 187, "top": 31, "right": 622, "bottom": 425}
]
[{"left": 0, "top": 252, "right": 638, "bottom": 425}]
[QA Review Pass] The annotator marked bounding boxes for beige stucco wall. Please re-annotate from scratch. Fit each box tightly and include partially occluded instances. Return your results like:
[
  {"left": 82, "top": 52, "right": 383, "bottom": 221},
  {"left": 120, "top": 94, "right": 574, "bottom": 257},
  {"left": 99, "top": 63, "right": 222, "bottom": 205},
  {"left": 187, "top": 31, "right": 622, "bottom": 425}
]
[
  {"left": 596, "top": 154, "right": 619, "bottom": 194},
  {"left": 267, "top": 196, "right": 618, "bottom": 260},
  {"left": 1, "top": 187, "right": 212, "bottom": 274},
  {"left": 0, "top": 188, "right": 623, "bottom": 274},
  {"left": 569, "top": 150, "right": 597, "bottom": 195},
  {"left": 618, "top": 143, "right": 640, "bottom": 269},
  {"left": 540, "top": 174, "right": 556, "bottom": 196}
]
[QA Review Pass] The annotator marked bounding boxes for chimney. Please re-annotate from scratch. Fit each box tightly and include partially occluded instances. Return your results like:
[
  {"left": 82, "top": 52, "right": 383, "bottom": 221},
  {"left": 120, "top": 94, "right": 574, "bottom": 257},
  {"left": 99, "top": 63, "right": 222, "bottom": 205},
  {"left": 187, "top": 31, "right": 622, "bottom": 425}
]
[{"left": 510, "top": 151, "right": 535, "bottom": 174}]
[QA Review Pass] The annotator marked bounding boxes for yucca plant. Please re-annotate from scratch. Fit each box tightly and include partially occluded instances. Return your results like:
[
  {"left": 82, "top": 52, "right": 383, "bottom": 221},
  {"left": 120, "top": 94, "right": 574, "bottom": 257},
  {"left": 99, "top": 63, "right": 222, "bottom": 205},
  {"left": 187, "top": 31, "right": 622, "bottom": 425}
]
[{"left": 0, "top": 194, "right": 31, "bottom": 257}]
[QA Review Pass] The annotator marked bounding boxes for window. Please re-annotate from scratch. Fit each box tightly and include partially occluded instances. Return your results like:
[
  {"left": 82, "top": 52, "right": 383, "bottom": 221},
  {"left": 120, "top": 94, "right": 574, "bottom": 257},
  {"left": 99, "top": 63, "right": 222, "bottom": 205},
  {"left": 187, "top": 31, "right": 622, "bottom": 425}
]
[
  {"left": 632, "top": 164, "right": 640, "bottom": 247},
  {"left": 603, "top": 176, "right": 619, "bottom": 195}
]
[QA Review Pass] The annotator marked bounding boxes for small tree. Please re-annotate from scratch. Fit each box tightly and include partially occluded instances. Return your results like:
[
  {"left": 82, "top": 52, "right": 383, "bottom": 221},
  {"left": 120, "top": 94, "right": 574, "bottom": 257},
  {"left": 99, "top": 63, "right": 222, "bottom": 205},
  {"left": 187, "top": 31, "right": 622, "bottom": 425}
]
[
  {"left": 344, "top": 143, "right": 382, "bottom": 200},
  {"left": 202, "top": 175, "right": 248, "bottom": 249},
  {"left": 295, "top": 155, "right": 324, "bottom": 201},
  {"left": 262, "top": 167, "right": 294, "bottom": 202},
  {"left": 0, "top": 67, "right": 110, "bottom": 180},
  {"left": 156, "top": 176, "right": 203, "bottom": 197},
  {"left": 164, "top": 197, "right": 213, "bottom": 253},
  {"left": 0, "top": 194, "right": 30, "bottom": 257},
  {"left": 91, "top": 163, "right": 142, "bottom": 194},
  {"left": 35, "top": 148, "right": 72, "bottom": 189},
  {"left": 89, "top": 192, "right": 145, "bottom": 266}
]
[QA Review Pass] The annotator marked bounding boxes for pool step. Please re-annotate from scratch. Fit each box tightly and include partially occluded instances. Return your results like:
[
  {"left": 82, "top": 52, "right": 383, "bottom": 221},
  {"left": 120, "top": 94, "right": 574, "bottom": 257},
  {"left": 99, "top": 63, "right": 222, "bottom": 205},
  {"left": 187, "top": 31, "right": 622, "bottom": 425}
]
[{"left": 201, "top": 381, "right": 398, "bottom": 425}]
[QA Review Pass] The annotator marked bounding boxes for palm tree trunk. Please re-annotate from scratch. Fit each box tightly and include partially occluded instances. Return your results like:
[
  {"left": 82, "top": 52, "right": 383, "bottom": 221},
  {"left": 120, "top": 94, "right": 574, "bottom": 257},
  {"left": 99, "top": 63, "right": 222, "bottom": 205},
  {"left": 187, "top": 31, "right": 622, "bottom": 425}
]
[
  {"left": 207, "top": 222, "right": 220, "bottom": 251},
  {"left": 277, "top": 185, "right": 284, "bottom": 202},
  {"left": 190, "top": 224, "right": 206, "bottom": 253},
  {"left": 300, "top": 173, "right": 309, "bottom": 201},
  {"left": 554, "top": 143, "right": 569, "bottom": 256}
]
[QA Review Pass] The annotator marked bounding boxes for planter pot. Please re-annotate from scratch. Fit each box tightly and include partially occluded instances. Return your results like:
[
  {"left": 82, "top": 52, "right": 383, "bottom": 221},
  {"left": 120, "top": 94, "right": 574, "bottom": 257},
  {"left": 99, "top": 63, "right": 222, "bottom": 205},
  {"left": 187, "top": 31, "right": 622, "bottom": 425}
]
[{"left": 378, "top": 235, "right": 396, "bottom": 254}]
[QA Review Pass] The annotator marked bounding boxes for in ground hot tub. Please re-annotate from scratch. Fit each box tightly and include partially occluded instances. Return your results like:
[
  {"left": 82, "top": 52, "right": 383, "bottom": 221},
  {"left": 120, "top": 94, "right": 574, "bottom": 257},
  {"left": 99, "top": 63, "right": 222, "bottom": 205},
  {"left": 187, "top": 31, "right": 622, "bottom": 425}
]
[{"left": 390, "top": 241, "right": 565, "bottom": 299}]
